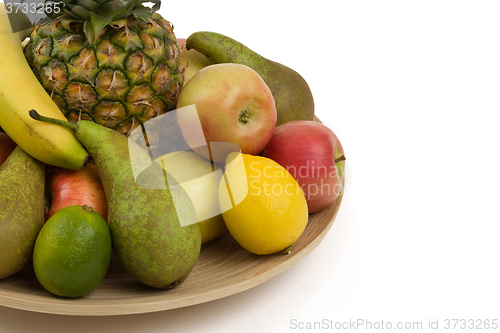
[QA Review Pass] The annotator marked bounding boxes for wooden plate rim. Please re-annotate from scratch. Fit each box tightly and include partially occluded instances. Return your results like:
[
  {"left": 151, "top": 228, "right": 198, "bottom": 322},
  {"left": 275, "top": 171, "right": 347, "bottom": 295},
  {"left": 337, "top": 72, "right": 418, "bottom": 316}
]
[{"left": 0, "top": 116, "right": 344, "bottom": 316}]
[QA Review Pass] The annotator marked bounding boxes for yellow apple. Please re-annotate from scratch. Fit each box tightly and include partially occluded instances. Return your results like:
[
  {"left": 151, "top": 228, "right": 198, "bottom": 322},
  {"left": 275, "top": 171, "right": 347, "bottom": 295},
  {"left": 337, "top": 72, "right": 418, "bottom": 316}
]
[
  {"left": 177, "top": 38, "right": 212, "bottom": 83},
  {"left": 155, "top": 150, "right": 226, "bottom": 243}
]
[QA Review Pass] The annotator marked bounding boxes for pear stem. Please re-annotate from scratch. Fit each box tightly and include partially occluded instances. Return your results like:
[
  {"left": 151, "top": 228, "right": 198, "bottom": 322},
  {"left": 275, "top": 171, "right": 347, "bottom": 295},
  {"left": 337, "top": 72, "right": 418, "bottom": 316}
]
[{"left": 29, "top": 109, "right": 78, "bottom": 132}]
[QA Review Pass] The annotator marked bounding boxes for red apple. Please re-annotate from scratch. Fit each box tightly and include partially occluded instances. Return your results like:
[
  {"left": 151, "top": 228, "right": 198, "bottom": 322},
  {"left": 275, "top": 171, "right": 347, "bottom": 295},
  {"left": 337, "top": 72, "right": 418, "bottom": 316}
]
[
  {"left": 177, "top": 38, "right": 212, "bottom": 83},
  {"left": 45, "top": 164, "right": 108, "bottom": 222},
  {"left": 176, "top": 63, "right": 277, "bottom": 163},
  {"left": 261, "top": 120, "right": 345, "bottom": 213},
  {"left": 0, "top": 132, "right": 17, "bottom": 165}
]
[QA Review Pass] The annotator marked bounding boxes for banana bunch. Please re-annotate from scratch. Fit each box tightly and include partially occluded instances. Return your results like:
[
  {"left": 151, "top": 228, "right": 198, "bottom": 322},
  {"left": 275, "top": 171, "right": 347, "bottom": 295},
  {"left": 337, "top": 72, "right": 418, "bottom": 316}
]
[{"left": 0, "top": 4, "right": 89, "bottom": 170}]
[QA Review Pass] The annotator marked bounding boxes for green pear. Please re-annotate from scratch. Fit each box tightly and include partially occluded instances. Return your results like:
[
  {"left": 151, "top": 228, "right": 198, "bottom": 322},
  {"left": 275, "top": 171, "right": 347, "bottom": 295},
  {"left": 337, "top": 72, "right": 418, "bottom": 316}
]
[
  {"left": 185, "top": 31, "right": 315, "bottom": 126},
  {"left": 0, "top": 146, "right": 45, "bottom": 280},
  {"left": 29, "top": 110, "right": 201, "bottom": 289}
]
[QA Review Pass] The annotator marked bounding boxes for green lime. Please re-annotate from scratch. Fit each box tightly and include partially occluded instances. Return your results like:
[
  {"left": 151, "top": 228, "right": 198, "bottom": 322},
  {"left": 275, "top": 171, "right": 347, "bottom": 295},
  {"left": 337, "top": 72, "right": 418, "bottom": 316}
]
[{"left": 33, "top": 205, "right": 112, "bottom": 298}]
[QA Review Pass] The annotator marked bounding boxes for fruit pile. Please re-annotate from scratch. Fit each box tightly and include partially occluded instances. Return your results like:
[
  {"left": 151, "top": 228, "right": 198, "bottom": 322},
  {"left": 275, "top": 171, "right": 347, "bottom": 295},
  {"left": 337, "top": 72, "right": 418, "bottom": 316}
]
[{"left": 0, "top": 1, "right": 345, "bottom": 298}]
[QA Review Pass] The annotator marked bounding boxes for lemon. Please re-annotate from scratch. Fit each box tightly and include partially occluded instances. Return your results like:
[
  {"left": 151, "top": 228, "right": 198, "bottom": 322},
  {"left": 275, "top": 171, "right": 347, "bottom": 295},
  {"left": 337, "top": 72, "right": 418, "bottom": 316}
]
[
  {"left": 219, "top": 153, "right": 309, "bottom": 255},
  {"left": 156, "top": 151, "right": 227, "bottom": 244},
  {"left": 33, "top": 205, "right": 111, "bottom": 298}
]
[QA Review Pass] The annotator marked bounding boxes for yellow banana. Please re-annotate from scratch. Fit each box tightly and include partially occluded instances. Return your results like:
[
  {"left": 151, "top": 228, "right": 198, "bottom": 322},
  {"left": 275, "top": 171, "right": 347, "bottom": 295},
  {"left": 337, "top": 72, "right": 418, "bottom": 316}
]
[{"left": 0, "top": 4, "right": 89, "bottom": 170}]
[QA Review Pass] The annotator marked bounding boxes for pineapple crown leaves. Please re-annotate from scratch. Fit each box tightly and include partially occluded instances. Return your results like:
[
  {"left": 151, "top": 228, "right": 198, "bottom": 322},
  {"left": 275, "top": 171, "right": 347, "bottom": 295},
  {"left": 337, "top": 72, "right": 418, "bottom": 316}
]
[{"left": 43, "top": 0, "right": 161, "bottom": 44}]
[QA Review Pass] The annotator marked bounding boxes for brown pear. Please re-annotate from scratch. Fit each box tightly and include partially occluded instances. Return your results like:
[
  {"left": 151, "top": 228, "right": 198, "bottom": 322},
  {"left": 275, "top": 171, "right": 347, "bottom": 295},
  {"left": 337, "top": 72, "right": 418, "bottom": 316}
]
[{"left": 186, "top": 31, "right": 315, "bottom": 126}]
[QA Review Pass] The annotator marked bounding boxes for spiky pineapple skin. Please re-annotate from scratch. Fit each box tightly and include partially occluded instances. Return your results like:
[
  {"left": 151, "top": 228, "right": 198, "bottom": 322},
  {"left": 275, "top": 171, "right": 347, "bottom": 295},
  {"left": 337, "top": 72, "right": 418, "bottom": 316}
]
[{"left": 24, "top": 13, "right": 184, "bottom": 136}]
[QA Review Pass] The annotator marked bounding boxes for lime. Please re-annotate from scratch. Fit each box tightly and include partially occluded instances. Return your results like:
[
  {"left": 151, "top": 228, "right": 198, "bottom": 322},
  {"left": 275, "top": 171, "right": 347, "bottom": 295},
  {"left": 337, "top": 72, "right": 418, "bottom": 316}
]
[{"left": 33, "top": 205, "right": 112, "bottom": 298}]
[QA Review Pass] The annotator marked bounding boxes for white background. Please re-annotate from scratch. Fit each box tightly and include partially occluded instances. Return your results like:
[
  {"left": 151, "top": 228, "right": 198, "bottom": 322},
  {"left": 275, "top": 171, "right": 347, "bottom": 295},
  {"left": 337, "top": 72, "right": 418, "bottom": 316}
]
[{"left": 1, "top": 0, "right": 500, "bottom": 332}]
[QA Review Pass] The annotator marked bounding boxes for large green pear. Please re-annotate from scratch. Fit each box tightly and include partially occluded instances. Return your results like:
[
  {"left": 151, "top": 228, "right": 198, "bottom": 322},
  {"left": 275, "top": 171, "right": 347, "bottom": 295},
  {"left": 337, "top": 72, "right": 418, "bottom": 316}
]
[
  {"left": 29, "top": 111, "right": 202, "bottom": 289},
  {"left": 0, "top": 146, "right": 45, "bottom": 280},
  {"left": 186, "top": 31, "right": 315, "bottom": 126}
]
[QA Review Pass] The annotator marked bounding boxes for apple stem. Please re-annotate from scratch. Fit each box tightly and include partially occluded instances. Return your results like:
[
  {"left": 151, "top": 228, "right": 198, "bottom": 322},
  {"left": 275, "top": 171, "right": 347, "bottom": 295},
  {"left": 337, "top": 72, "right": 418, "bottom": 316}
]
[
  {"left": 239, "top": 110, "right": 250, "bottom": 124},
  {"left": 29, "top": 109, "right": 78, "bottom": 132},
  {"left": 335, "top": 155, "right": 346, "bottom": 163},
  {"left": 280, "top": 246, "right": 292, "bottom": 255}
]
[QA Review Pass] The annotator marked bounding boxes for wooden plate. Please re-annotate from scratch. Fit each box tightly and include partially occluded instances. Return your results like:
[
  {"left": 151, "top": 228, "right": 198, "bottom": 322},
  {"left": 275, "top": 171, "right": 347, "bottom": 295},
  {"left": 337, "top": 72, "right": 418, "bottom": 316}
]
[
  {"left": 0, "top": 192, "right": 342, "bottom": 316},
  {"left": 0, "top": 116, "right": 344, "bottom": 316}
]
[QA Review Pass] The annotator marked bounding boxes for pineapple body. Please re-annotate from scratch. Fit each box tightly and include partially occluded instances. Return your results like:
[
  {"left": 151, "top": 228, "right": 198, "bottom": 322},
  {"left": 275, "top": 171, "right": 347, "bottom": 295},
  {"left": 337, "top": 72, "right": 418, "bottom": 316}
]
[{"left": 24, "top": 13, "right": 184, "bottom": 136}]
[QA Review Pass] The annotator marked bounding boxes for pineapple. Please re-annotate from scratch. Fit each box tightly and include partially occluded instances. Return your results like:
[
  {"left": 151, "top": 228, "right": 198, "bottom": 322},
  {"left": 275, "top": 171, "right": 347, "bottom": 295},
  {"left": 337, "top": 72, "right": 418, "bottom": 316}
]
[{"left": 24, "top": 0, "right": 184, "bottom": 136}]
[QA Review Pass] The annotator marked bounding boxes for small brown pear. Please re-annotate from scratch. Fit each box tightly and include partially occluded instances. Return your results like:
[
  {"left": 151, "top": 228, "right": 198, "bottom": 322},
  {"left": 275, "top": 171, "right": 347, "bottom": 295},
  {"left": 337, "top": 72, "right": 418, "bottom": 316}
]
[{"left": 0, "top": 146, "right": 45, "bottom": 280}]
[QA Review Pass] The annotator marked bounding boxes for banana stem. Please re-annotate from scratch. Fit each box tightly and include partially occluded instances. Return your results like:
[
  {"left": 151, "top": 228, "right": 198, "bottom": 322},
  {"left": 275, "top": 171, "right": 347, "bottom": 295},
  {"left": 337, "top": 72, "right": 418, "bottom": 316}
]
[{"left": 29, "top": 109, "right": 78, "bottom": 132}]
